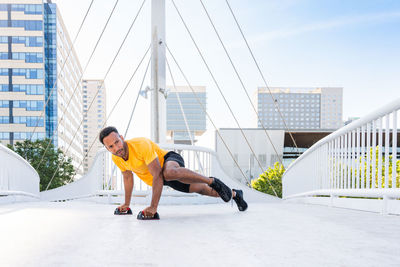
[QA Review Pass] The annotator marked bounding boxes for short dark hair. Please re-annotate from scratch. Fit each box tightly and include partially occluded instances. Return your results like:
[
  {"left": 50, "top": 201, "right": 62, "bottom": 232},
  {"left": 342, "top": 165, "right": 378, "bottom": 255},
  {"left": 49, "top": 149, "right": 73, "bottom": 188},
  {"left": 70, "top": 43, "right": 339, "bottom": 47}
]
[{"left": 99, "top": 126, "right": 119, "bottom": 145}]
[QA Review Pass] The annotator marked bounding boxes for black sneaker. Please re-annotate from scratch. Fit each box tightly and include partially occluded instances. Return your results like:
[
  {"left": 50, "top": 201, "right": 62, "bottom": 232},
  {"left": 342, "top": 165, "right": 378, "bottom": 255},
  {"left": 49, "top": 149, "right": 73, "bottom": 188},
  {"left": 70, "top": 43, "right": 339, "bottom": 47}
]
[
  {"left": 209, "top": 177, "right": 232, "bottom": 202},
  {"left": 232, "top": 189, "right": 248, "bottom": 211}
]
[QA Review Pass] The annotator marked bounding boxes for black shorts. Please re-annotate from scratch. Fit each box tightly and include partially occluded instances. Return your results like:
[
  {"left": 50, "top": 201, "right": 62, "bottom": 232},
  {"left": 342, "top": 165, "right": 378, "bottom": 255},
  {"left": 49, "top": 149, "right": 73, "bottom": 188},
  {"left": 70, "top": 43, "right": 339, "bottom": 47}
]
[{"left": 163, "top": 151, "right": 190, "bottom": 193}]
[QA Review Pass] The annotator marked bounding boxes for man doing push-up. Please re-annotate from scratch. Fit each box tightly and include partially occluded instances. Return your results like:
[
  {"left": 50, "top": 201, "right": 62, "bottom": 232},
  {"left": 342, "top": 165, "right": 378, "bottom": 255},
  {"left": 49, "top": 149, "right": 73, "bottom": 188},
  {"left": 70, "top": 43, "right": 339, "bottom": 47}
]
[{"left": 99, "top": 126, "right": 248, "bottom": 219}]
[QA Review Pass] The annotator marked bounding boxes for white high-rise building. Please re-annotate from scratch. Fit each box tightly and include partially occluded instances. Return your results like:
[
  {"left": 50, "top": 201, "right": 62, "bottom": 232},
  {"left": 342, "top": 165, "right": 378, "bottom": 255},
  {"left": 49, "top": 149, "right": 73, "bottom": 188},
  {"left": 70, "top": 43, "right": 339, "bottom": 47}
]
[
  {"left": 255, "top": 87, "right": 343, "bottom": 130},
  {"left": 82, "top": 79, "right": 106, "bottom": 174}
]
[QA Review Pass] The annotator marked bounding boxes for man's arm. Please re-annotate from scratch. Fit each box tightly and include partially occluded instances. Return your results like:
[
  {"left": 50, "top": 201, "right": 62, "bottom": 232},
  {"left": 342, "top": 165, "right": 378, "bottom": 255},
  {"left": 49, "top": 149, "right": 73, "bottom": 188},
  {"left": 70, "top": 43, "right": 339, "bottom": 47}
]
[
  {"left": 142, "top": 158, "right": 163, "bottom": 215},
  {"left": 120, "top": 170, "right": 134, "bottom": 210}
]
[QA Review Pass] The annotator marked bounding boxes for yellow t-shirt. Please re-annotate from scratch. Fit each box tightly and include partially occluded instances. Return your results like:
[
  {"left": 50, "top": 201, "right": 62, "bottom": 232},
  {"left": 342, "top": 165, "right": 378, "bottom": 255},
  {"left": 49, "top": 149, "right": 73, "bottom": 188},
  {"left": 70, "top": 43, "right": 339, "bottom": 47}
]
[{"left": 112, "top": 137, "right": 168, "bottom": 186}]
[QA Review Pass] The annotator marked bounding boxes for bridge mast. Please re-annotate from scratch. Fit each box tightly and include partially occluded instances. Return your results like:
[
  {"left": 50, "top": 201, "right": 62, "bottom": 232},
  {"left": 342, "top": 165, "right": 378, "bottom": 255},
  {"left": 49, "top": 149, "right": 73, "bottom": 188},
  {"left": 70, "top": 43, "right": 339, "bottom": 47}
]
[{"left": 150, "top": 0, "right": 166, "bottom": 143}]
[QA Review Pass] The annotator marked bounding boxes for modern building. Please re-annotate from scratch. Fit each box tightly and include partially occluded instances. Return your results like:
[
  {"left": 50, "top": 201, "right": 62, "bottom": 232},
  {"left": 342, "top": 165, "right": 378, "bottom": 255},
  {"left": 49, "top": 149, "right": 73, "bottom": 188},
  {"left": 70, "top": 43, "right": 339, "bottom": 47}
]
[
  {"left": 82, "top": 79, "right": 106, "bottom": 174},
  {"left": 214, "top": 128, "right": 335, "bottom": 184},
  {"left": 255, "top": 87, "right": 343, "bottom": 130},
  {"left": 0, "top": 1, "right": 84, "bottom": 175},
  {"left": 215, "top": 128, "right": 284, "bottom": 184},
  {"left": 166, "top": 85, "right": 206, "bottom": 144}
]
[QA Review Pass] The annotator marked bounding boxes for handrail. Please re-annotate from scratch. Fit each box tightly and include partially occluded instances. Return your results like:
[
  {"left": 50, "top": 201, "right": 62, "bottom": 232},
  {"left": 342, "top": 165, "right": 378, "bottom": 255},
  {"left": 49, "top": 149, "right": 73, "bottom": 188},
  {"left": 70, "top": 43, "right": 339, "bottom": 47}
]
[
  {"left": 282, "top": 97, "right": 400, "bottom": 215},
  {"left": 286, "top": 97, "right": 400, "bottom": 172},
  {"left": 0, "top": 143, "right": 40, "bottom": 200}
]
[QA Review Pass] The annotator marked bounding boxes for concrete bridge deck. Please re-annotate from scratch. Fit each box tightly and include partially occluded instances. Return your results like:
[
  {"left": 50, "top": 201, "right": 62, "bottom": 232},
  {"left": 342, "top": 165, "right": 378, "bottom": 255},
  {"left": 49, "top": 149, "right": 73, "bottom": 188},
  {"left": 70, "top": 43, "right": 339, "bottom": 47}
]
[{"left": 1, "top": 201, "right": 400, "bottom": 267}]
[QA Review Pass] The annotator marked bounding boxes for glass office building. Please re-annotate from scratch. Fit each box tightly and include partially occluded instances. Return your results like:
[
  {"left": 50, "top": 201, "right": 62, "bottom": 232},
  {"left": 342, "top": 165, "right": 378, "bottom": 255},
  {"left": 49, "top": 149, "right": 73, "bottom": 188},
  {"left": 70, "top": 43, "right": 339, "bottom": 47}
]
[
  {"left": 166, "top": 85, "right": 206, "bottom": 144},
  {"left": 44, "top": 2, "right": 57, "bottom": 146},
  {"left": 0, "top": 1, "right": 84, "bottom": 175}
]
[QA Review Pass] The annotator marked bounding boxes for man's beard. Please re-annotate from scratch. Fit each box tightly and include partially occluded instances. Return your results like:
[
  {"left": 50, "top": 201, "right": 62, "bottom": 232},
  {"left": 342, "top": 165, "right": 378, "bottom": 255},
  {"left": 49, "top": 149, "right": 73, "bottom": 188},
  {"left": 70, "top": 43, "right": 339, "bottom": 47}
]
[{"left": 115, "top": 148, "right": 124, "bottom": 157}]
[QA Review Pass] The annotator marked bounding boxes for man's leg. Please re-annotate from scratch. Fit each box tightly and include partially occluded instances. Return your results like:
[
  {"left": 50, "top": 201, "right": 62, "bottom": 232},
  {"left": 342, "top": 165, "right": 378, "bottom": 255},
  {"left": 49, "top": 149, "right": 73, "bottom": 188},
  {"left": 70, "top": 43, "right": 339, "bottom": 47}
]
[
  {"left": 163, "top": 161, "right": 213, "bottom": 185},
  {"left": 163, "top": 159, "right": 247, "bottom": 210},
  {"left": 188, "top": 183, "right": 219, "bottom": 197},
  {"left": 163, "top": 160, "right": 235, "bottom": 200}
]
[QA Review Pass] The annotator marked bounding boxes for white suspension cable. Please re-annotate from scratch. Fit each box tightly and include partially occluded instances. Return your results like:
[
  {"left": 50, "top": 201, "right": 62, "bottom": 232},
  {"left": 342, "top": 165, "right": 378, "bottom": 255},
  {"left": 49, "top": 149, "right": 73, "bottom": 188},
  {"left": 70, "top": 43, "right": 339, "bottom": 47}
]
[
  {"left": 170, "top": 0, "right": 278, "bottom": 195},
  {"left": 166, "top": 63, "right": 195, "bottom": 146},
  {"left": 80, "top": 52, "right": 151, "bottom": 188},
  {"left": 58, "top": 45, "right": 150, "bottom": 187},
  {"left": 44, "top": 1, "right": 148, "bottom": 189},
  {"left": 123, "top": 59, "right": 152, "bottom": 138},
  {"left": 27, "top": 0, "right": 96, "bottom": 145},
  {"left": 106, "top": 54, "right": 152, "bottom": 189},
  {"left": 37, "top": 0, "right": 122, "bottom": 171},
  {"left": 225, "top": 0, "right": 300, "bottom": 154},
  {"left": 166, "top": 44, "right": 256, "bottom": 189},
  {"left": 165, "top": 56, "right": 205, "bottom": 175},
  {"left": 199, "top": 0, "right": 283, "bottom": 166}
]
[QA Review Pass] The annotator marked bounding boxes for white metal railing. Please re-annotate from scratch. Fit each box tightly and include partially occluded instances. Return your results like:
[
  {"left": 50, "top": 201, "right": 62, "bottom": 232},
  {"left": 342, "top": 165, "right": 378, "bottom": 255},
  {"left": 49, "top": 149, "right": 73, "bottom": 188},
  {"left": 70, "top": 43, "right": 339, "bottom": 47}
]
[
  {"left": 0, "top": 143, "right": 40, "bottom": 202},
  {"left": 41, "top": 145, "right": 214, "bottom": 203},
  {"left": 41, "top": 144, "right": 273, "bottom": 204},
  {"left": 283, "top": 98, "right": 400, "bottom": 215}
]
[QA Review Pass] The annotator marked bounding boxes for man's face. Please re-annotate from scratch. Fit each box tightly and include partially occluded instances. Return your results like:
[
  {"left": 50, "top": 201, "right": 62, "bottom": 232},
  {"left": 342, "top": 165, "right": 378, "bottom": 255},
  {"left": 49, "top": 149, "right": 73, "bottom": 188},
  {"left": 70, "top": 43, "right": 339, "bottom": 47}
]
[{"left": 103, "top": 132, "right": 126, "bottom": 158}]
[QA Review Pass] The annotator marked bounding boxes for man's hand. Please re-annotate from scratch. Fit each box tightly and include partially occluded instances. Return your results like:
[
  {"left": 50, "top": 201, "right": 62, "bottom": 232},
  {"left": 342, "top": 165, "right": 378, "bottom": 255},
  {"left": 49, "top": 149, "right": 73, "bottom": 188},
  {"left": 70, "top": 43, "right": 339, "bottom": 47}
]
[
  {"left": 142, "top": 206, "right": 157, "bottom": 216},
  {"left": 118, "top": 203, "right": 130, "bottom": 212}
]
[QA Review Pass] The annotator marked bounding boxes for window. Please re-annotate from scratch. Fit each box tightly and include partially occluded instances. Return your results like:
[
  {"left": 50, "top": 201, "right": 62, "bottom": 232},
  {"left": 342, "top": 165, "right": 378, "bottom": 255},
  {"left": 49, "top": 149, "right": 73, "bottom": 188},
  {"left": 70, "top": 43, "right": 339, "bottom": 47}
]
[
  {"left": 0, "top": 68, "right": 43, "bottom": 79},
  {"left": 11, "top": 4, "right": 43, "bottom": 15},
  {"left": 4, "top": 20, "right": 44, "bottom": 31},
  {"left": 10, "top": 36, "right": 43, "bottom": 47}
]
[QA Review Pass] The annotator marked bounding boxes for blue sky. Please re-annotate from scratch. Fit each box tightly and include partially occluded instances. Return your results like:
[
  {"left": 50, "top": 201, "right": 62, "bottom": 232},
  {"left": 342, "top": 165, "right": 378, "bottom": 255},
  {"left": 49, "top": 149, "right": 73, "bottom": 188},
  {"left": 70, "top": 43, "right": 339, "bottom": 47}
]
[{"left": 53, "top": 0, "right": 400, "bottom": 140}]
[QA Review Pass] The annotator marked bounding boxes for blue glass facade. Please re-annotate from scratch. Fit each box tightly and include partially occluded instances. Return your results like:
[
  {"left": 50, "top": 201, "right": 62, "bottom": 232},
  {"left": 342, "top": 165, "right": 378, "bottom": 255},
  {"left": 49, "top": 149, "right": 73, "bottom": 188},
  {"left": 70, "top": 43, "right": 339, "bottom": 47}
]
[
  {"left": 0, "top": 3, "right": 46, "bottom": 144},
  {"left": 44, "top": 3, "right": 58, "bottom": 147}
]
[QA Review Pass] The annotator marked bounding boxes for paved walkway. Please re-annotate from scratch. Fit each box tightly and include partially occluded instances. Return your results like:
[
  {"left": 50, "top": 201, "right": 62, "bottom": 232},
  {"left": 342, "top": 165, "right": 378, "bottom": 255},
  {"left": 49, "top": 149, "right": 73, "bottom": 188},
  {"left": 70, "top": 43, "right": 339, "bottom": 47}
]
[{"left": 1, "top": 201, "right": 400, "bottom": 266}]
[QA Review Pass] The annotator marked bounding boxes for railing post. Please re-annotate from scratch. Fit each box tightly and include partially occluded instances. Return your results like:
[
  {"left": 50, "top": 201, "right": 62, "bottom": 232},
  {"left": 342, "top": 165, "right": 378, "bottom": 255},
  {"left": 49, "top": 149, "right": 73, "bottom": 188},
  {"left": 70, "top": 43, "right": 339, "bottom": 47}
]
[
  {"left": 392, "top": 111, "right": 397, "bottom": 189},
  {"left": 330, "top": 194, "right": 337, "bottom": 207},
  {"left": 384, "top": 115, "right": 390, "bottom": 189},
  {"left": 381, "top": 195, "right": 388, "bottom": 215},
  {"left": 378, "top": 117, "right": 383, "bottom": 188}
]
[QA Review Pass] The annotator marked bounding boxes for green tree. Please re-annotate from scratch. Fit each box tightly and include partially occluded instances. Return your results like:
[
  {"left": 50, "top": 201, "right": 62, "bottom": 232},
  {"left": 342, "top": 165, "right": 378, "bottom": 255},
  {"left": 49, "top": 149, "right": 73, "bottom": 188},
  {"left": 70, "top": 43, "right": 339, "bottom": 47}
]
[
  {"left": 365, "top": 146, "right": 400, "bottom": 188},
  {"left": 7, "top": 139, "right": 75, "bottom": 191},
  {"left": 251, "top": 162, "right": 285, "bottom": 198}
]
